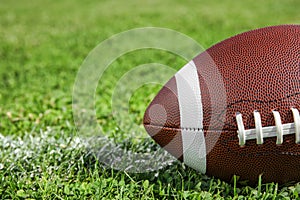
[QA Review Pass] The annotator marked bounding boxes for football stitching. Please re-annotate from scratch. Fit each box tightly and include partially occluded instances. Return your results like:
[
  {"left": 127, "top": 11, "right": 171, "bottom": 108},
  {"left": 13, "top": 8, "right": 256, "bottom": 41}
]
[
  {"left": 226, "top": 92, "right": 300, "bottom": 109},
  {"left": 144, "top": 123, "right": 203, "bottom": 131},
  {"left": 144, "top": 123, "right": 224, "bottom": 132},
  {"left": 145, "top": 124, "right": 300, "bottom": 156},
  {"left": 214, "top": 92, "right": 300, "bottom": 130}
]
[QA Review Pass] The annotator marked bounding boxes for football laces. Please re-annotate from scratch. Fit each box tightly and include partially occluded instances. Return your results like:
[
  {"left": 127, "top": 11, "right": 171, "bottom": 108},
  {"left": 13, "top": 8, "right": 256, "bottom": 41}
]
[{"left": 236, "top": 108, "right": 300, "bottom": 146}]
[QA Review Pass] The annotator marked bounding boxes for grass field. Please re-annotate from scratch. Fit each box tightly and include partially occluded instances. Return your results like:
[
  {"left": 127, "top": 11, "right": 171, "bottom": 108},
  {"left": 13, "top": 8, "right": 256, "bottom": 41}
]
[{"left": 1, "top": 0, "right": 300, "bottom": 199}]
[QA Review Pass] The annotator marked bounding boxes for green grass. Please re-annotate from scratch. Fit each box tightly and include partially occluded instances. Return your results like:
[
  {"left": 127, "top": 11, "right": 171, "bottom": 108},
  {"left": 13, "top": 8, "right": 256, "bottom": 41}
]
[{"left": 0, "top": 0, "right": 300, "bottom": 199}]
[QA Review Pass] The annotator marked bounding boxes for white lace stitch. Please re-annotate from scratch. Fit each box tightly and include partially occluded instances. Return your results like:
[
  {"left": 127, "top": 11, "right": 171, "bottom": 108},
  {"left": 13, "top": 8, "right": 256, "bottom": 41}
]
[
  {"left": 272, "top": 110, "right": 283, "bottom": 144},
  {"left": 254, "top": 111, "right": 263, "bottom": 145},
  {"left": 292, "top": 108, "right": 300, "bottom": 143},
  {"left": 236, "top": 112, "right": 246, "bottom": 146},
  {"left": 236, "top": 108, "right": 300, "bottom": 146}
]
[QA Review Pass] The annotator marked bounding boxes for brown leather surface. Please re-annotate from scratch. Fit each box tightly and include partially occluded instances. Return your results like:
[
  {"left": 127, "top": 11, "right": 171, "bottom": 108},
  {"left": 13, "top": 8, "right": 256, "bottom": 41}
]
[
  {"left": 143, "top": 77, "right": 183, "bottom": 159},
  {"left": 144, "top": 25, "right": 300, "bottom": 183},
  {"left": 144, "top": 77, "right": 180, "bottom": 128},
  {"left": 201, "top": 25, "right": 300, "bottom": 183},
  {"left": 144, "top": 124, "right": 183, "bottom": 161},
  {"left": 206, "top": 130, "right": 300, "bottom": 184},
  {"left": 194, "top": 25, "right": 300, "bottom": 131}
]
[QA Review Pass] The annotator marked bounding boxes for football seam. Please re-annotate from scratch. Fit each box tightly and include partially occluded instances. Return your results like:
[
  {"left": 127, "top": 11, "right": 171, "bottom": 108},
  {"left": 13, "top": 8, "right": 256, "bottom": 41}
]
[
  {"left": 226, "top": 92, "right": 300, "bottom": 109},
  {"left": 212, "top": 92, "right": 300, "bottom": 129},
  {"left": 144, "top": 123, "right": 227, "bottom": 132}
]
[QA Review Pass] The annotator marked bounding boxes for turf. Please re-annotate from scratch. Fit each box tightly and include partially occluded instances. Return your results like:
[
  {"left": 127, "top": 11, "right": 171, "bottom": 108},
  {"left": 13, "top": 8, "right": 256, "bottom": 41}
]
[{"left": 0, "top": 0, "right": 300, "bottom": 199}]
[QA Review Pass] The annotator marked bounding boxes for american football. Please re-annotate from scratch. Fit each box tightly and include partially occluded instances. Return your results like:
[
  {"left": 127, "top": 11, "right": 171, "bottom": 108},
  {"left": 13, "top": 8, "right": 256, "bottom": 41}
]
[{"left": 144, "top": 25, "right": 300, "bottom": 184}]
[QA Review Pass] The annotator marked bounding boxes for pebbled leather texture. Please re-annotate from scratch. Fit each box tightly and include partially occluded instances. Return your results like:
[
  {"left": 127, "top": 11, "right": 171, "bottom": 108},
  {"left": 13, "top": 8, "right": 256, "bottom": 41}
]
[{"left": 144, "top": 25, "right": 300, "bottom": 184}]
